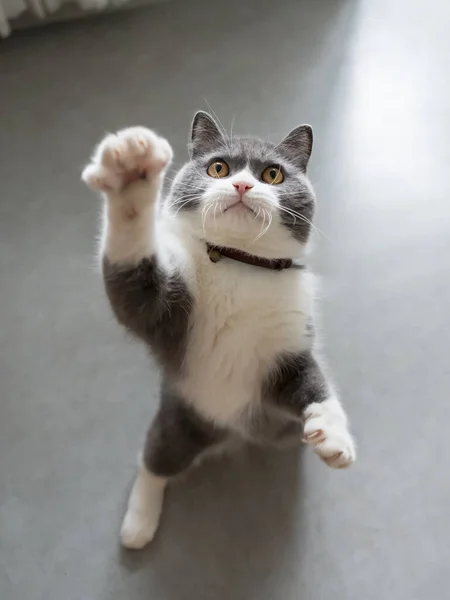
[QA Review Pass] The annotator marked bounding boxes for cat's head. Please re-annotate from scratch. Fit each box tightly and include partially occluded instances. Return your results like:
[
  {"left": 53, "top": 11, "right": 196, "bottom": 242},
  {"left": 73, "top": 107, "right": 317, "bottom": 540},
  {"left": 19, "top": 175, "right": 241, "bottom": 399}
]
[{"left": 168, "top": 112, "right": 315, "bottom": 258}]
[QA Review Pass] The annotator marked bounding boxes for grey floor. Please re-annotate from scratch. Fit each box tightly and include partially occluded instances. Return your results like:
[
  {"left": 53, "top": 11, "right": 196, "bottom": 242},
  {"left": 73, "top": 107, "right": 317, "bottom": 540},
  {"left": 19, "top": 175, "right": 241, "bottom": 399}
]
[{"left": 1, "top": 0, "right": 449, "bottom": 598}]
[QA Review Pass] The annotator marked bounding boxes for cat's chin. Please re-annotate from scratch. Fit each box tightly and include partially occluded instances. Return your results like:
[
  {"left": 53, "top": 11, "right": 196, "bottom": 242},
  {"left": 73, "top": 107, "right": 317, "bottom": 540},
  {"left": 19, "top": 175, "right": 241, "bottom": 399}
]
[
  {"left": 199, "top": 223, "right": 305, "bottom": 259},
  {"left": 175, "top": 206, "right": 305, "bottom": 259},
  {"left": 222, "top": 200, "right": 256, "bottom": 216},
  {"left": 205, "top": 212, "right": 266, "bottom": 241},
  {"left": 219, "top": 208, "right": 259, "bottom": 227}
]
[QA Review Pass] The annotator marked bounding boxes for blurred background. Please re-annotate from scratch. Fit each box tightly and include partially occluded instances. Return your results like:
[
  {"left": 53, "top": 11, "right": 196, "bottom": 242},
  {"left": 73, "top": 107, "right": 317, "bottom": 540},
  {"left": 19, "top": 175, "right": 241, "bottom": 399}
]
[{"left": 1, "top": 1, "right": 449, "bottom": 599}]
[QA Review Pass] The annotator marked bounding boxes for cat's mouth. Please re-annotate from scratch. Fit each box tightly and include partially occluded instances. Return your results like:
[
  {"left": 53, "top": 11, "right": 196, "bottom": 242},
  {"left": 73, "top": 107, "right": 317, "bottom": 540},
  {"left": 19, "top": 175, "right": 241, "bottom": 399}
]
[{"left": 223, "top": 200, "right": 255, "bottom": 216}]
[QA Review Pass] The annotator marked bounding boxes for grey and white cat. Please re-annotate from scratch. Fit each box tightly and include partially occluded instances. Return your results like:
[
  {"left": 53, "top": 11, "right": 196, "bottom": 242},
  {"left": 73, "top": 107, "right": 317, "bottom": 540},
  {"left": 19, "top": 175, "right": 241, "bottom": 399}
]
[{"left": 82, "top": 112, "right": 356, "bottom": 549}]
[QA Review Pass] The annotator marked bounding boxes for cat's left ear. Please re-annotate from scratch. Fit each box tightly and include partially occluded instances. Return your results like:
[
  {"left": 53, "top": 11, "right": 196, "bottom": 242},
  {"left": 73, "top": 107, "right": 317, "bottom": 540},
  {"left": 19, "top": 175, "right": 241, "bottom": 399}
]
[
  {"left": 190, "top": 111, "right": 226, "bottom": 158},
  {"left": 276, "top": 125, "right": 313, "bottom": 172}
]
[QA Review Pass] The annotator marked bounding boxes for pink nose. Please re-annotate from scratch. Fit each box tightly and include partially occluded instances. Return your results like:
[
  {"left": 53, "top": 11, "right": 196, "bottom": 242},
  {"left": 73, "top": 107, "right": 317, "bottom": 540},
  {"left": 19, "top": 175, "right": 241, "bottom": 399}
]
[{"left": 233, "top": 181, "right": 254, "bottom": 195}]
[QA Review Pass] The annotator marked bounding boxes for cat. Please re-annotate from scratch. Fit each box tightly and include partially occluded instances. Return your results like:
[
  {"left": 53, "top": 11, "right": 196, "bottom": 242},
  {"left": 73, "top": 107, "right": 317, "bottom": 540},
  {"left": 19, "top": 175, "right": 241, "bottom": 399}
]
[{"left": 82, "top": 112, "right": 356, "bottom": 550}]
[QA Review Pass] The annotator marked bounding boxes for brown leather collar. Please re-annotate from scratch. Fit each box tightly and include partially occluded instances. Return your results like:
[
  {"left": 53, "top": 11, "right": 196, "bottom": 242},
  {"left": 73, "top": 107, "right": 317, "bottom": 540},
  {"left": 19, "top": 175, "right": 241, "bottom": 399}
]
[{"left": 206, "top": 243, "right": 299, "bottom": 271}]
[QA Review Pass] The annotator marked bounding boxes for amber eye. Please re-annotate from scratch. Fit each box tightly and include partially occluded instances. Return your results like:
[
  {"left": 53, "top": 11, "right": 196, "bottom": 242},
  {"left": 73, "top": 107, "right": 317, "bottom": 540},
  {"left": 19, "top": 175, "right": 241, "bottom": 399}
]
[
  {"left": 207, "top": 160, "right": 229, "bottom": 178},
  {"left": 262, "top": 166, "right": 284, "bottom": 184}
]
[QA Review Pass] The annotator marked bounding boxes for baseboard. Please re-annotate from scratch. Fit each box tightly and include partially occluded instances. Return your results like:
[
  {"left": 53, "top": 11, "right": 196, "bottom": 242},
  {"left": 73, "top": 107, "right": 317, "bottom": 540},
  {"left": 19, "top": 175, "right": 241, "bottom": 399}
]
[{"left": 10, "top": 0, "right": 169, "bottom": 33}]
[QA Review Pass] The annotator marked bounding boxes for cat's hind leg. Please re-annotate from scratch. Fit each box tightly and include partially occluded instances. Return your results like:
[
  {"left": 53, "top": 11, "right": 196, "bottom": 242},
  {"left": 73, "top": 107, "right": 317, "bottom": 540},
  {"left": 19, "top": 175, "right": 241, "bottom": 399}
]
[
  {"left": 121, "top": 389, "right": 226, "bottom": 549},
  {"left": 120, "top": 458, "right": 166, "bottom": 550}
]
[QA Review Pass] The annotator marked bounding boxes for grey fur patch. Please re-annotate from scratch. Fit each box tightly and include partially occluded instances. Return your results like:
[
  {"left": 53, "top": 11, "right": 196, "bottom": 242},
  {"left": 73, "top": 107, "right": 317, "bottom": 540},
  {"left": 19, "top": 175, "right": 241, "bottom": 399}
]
[
  {"left": 169, "top": 162, "right": 208, "bottom": 213},
  {"left": 233, "top": 348, "right": 329, "bottom": 447},
  {"left": 263, "top": 351, "right": 329, "bottom": 417},
  {"left": 276, "top": 175, "right": 315, "bottom": 243},
  {"left": 143, "top": 384, "right": 227, "bottom": 477},
  {"left": 103, "top": 256, "right": 192, "bottom": 375},
  {"left": 239, "top": 402, "right": 304, "bottom": 447}
]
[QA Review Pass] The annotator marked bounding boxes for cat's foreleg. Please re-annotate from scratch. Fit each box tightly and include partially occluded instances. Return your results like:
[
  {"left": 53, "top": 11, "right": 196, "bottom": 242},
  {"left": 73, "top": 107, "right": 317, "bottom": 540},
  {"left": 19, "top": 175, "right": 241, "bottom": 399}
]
[
  {"left": 82, "top": 128, "right": 185, "bottom": 337},
  {"left": 270, "top": 352, "right": 356, "bottom": 468}
]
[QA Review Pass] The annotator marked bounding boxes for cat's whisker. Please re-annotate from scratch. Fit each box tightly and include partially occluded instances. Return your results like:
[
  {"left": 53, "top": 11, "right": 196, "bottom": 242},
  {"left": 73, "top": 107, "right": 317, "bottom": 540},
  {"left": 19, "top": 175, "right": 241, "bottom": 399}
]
[
  {"left": 278, "top": 205, "right": 313, "bottom": 233},
  {"left": 172, "top": 196, "right": 200, "bottom": 210},
  {"left": 167, "top": 188, "right": 202, "bottom": 199},
  {"left": 278, "top": 203, "right": 310, "bottom": 224},
  {"left": 249, "top": 208, "right": 271, "bottom": 246},
  {"left": 256, "top": 209, "right": 266, "bottom": 240},
  {"left": 169, "top": 191, "right": 204, "bottom": 205},
  {"left": 277, "top": 204, "right": 332, "bottom": 243},
  {"left": 283, "top": 208, "right": 297, "bottom": 226},
  {"left": 200, "top": 203, "right": 209, "bottom": 233},
  {"left": 258, "top": 210, "right": 272, "bottom": 242},
  {"left": 200, "top": 205, "right": 207, "bottom": 235},
  {"left": 276, "top": 205, "right": 301, "bottom": 224},
  {"left": 201, "top": 202, "right": 215, "bottom": 235},
  {"left": 258, "top": 210, "right": 273, "bottom": 242},
  {"left": 167, "top": 196, "right": 191, "bottom": 210},
  {"left": 171, "top": 195, "right": 203, "bottom": 216},
  {"left": 257, "top": 209, "right": 267, "bottom": 242},
  {"left": 213, "top": 200, "right": 219, "bottom": 226},
  {"left": 214, "top": 195, "right": 225, "bottom": 227},
  {"left": 167, "top": 193, "right": 202, "bottom": 210},
  {"left": 172, "top": 201, "right": 194, "bottom": 216}
]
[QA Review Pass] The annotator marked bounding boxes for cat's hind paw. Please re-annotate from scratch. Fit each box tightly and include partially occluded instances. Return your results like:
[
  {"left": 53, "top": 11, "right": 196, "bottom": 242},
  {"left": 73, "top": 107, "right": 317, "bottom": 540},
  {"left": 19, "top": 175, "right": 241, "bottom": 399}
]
[
  {"left": 303, "top": 399, "right": 356, "bottom": 469},
  {"left": 120, "top": 507, "right": 159, "bottom": 550},
  {"left": 82, "top": 127, "right": 172, "bottom": 194},
  {"left": 120, "top": 464, "right": 166, "bottom": 550}
]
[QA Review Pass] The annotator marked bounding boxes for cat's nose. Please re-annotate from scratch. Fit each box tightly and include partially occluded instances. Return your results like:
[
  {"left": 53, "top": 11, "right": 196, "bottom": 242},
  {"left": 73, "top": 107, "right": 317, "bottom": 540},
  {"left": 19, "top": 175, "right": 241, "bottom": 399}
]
[{"left": 232, "top": 181, "right": 254, "bottom": 195}]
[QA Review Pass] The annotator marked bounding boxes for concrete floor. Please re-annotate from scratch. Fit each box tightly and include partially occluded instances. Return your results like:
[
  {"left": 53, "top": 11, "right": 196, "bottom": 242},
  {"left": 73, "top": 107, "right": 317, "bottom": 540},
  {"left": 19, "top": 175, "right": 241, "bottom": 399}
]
[{"left": 1, "top": 0, "right": 449, "bottom": 598}]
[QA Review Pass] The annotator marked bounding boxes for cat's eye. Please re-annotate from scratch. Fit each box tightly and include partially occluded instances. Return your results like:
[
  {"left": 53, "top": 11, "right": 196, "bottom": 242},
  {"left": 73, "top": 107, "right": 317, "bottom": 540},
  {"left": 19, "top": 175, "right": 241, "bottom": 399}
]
[
  {"left": 262, "top": 166, "right": 284, "bottom": 185},
  {"left": 207, "top": 160, "right": 229, "bottom": 178}
]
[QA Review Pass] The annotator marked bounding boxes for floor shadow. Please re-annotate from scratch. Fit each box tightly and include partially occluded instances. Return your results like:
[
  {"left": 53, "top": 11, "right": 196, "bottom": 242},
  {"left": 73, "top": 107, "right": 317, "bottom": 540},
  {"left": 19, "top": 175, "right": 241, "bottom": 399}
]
[{"left": 118, "top": 444, "right": 305, "bottom": 600}]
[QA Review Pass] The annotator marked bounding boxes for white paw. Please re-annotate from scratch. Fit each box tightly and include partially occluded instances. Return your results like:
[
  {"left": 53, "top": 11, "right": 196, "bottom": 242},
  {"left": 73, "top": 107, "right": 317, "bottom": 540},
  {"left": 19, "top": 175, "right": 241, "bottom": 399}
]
[
  {"left": 303, "top": 401, "right": 356, "bottom": 469},
  {"left": 82, "top": 127, "right": 172, "bottom": 193},
  {"left": 120, "top": 465, "right": 166, "bottom": 550},
  {"left": 120, "top": 506, "right": 160, "bottom": 550}
]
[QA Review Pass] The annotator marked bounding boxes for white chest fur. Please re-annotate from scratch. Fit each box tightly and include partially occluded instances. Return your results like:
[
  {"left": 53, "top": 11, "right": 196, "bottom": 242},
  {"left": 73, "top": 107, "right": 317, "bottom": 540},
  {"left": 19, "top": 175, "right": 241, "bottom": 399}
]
[{"left": 177, "top": 245, "right": 314, "bottom": 426}]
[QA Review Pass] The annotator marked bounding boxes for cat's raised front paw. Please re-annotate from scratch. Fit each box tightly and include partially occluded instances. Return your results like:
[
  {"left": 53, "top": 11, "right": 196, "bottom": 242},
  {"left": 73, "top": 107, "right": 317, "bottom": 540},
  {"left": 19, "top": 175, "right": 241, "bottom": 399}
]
[
  {"left": 82, "top": 127, "right": 172, "bottom": 194},
  {"left": 303, "top": 401, "right": 356, "bottom": 469}
]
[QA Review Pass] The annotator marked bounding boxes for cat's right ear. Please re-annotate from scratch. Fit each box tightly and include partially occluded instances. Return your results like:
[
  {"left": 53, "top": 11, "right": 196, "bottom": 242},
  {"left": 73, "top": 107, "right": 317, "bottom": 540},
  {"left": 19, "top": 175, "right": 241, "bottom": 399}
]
[
  {"left": 276, "top": 124, "right": 313, "bottom": 172},
  {"left": 190, "top": 111, "right": 225, "bottom": 158}
]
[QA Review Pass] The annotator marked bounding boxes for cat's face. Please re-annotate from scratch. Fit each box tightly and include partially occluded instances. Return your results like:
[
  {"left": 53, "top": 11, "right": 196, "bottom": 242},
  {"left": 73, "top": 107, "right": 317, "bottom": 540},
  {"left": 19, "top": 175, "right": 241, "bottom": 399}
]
[{"left": 169, "top": 112, "right": 315, "bottom": 257}]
